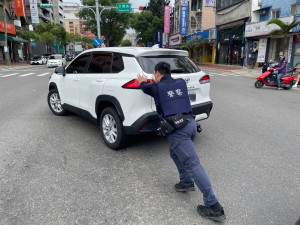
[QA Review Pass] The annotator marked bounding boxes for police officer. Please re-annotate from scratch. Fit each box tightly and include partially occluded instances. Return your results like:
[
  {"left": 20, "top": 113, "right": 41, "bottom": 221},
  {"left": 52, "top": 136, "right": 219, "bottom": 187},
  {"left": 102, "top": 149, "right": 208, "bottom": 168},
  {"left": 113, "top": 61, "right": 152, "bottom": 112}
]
[{"left": 137, "top": 62, "right": 226, "bottom": 222}]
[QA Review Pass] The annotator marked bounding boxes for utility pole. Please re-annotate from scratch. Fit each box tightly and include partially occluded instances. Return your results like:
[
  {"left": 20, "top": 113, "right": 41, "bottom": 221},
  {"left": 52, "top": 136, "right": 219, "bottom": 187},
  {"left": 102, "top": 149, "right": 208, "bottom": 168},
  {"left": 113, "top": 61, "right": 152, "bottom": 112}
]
[{"left": 95, "top": 0, "right": 101, "bottom": 38}]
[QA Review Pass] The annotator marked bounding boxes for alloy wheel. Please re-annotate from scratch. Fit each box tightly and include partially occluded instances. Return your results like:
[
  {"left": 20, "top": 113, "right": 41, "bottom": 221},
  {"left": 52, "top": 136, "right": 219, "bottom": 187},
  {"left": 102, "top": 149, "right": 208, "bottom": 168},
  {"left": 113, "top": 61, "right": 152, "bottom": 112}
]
[{"left": 102, "top": 114, "right": 118, "bottom": 144}]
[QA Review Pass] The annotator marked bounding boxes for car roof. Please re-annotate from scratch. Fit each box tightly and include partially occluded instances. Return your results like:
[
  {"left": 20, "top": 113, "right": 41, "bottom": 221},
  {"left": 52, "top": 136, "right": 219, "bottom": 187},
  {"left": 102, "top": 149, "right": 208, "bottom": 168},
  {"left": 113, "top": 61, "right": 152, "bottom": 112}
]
[{"left": 82, "top": 47, "right": 188, "bottom": 57}]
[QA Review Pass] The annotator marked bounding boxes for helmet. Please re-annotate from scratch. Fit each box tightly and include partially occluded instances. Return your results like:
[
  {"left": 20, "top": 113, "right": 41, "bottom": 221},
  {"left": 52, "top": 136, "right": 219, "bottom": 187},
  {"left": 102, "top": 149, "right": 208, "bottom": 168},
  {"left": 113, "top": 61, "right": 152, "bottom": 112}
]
[{"left": 279, "top": 55, "right": 285, "bottom": 61}]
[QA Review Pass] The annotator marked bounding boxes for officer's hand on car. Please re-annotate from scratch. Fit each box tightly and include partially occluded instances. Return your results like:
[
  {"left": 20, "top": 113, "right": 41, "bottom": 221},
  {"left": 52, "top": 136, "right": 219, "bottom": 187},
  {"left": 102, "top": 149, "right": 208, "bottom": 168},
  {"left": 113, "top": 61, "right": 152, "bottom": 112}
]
[{"left": 137, "top": 74, "right": 148, "bottom": 84}]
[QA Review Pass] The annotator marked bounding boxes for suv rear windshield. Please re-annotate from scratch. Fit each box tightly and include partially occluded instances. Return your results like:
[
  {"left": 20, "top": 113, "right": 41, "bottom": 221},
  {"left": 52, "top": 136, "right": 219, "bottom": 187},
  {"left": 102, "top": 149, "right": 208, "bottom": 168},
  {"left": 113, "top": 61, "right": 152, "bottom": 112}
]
[{"left": 136, "top": 56, "right": 200, "bottom": 74}]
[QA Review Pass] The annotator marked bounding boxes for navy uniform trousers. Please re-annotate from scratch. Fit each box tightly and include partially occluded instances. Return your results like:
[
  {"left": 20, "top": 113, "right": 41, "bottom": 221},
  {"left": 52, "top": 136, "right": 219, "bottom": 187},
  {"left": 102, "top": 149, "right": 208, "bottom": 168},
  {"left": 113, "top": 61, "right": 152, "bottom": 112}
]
[{"left": 167, "top": 118, "right": 218, "bottom": 207}]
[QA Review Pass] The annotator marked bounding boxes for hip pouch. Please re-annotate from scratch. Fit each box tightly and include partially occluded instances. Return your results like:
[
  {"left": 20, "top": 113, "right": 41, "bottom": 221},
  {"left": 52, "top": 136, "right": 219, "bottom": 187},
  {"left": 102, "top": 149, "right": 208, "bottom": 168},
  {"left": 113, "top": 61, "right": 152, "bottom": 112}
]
[
  {"left": 158, "top": 120, "right": 175, "bottom": 137},
  {"left": 167, "top": 113, "right": 188, "bottom": 130}
]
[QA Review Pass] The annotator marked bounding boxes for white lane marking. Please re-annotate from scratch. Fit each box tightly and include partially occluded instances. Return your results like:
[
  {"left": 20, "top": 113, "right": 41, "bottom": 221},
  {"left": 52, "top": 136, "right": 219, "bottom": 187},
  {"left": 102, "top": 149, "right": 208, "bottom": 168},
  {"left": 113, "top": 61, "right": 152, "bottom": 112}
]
[
  {"left": 208, "top": 72, "right": 228, "bottom": 76},
  {"left": 0, "top": 73, "right": 20, "bottom": 77},
  {"left": 37, "top": 72, "right": 50, "bottom": 77},
  {"left": 19, "top": 73, "right": 35, "bottom": 77}
]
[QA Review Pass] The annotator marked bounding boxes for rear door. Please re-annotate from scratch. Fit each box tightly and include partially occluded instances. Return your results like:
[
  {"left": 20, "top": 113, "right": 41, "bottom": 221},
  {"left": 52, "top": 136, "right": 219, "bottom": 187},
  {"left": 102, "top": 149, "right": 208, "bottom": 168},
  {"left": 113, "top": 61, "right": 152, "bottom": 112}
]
[{"left": 78, "top": 52, "right": 112, "bottom": 118}]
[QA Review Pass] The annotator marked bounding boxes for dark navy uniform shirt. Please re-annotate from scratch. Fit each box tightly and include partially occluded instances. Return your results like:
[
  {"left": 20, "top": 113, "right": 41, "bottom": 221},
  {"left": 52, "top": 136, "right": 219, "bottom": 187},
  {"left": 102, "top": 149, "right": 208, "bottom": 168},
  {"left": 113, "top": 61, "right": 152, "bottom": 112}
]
[{"left": 140, "top": 74, "right": 192, "bottom": 117}]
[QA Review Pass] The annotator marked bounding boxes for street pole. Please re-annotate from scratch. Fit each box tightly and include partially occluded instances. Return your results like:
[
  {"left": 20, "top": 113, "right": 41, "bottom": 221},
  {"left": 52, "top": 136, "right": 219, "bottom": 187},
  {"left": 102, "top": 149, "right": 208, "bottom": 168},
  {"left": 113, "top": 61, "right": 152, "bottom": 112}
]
[{"left": 95, "top": 0, "right": 101, "bottom": 38}]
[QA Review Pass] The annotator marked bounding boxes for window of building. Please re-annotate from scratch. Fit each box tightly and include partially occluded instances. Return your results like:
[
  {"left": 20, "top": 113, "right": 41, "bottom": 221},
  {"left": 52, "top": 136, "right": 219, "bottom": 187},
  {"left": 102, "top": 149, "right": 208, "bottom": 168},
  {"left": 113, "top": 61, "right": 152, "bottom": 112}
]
[
  {"left": 271, "top": 9, "right": 280, "bottom": 19},
  {"left": 291, "top": 4, "right": 300, "bottom": 15},
  {"left": 197, "top": 0, "right": 202, "bottom": 10},
  {"left": 216, "top": 0, "right": 245, "bottom": 11},
  {"left": 191, "top": 0, "right": 197, "bottom": 11}
]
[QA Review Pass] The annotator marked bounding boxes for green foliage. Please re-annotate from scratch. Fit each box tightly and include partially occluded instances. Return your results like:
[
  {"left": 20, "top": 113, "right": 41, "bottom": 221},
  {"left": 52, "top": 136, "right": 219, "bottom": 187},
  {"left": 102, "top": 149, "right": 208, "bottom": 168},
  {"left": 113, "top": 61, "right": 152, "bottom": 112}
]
[
  {"left": 121, "top": 39, "right": 131, "bottom": 46},
  {"left": 130, "top": 11, "right": 163, "bottom": 45},
  {"left": 17, "top": 29, "right": 40, "bottom": 41},
  {"left": 77, "top": 0, "right": 132, "bottom": 47},
  {"left": 35, "top": 22, "right": 68, "bottom": 46},
  {"left": 149, "top": 0, "right": 170, "bottom": 18},
  {"left": 267, "top": 19, "right": 300, "bottom": 36},
  {"left": 181, "top": 38, "right": 209, "bottom": 49},
  {"left": 66, "top": 33, "right": 82, "bottom": 43}
]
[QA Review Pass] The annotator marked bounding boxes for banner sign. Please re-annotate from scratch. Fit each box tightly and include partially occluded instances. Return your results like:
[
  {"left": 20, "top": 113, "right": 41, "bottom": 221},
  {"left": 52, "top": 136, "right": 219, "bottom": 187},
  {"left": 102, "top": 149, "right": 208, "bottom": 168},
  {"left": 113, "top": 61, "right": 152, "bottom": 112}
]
[
  {"left": 157, "top": 29, "right": 162, "bottom": 46},
  {"left": 169, "top": 33, "right": 182, "bottom": 46},
  {"left": 15, "top": 0, "right": 25, "bottom": 17},
  {"left": 181, "top": 0, "right": 188, "bottom": 6},
  {"left": 164, "top": 6, "right": 170, "bottom": 34},
  {"left": 257, "top": 38, "right": 267, "bottom": 63},
  {"left": 30, "top": 0, "right": 39, "bottom": 24},
  {"left": 180, "top": 6, "right": 187, "bottom": 35},
  {"left": 205, "top": 0, "right": 215, "bottom": 7},
  {"left": 0, "top": 22, "right": 16, "bottom": 34}
]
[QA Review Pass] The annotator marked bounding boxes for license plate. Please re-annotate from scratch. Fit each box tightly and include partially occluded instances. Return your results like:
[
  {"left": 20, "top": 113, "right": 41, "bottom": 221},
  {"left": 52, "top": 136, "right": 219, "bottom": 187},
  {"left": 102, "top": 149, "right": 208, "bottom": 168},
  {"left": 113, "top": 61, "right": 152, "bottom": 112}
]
[{"left": 188, "top": 91, "right": 196, "bottom": 102}]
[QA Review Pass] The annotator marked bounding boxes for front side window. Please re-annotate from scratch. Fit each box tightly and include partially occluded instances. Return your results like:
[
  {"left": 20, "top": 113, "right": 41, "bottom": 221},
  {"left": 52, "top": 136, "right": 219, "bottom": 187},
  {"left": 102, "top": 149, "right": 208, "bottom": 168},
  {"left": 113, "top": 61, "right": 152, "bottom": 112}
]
[
  {"left": 66, "top": 54, "right": 90, "bottom": 73},
  {"left": 136, "top": 56, "right": 201, "bottom": 74},
  {"left": 87, "top": 53, "right": 112, "bottom": 73}
]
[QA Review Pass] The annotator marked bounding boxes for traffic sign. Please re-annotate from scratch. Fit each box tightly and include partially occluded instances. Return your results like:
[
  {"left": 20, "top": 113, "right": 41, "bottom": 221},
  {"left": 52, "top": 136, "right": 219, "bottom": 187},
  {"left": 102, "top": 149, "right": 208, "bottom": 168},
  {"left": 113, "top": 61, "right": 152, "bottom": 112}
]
[
  {"left": 93, "top": 38, "right": 101, "bottom": 47},
  {"left": 116, "top": 3, "right": 131, "bottom": 13},
  {"left": 40, "top": 4, "right": 53, "bottom": 8}
]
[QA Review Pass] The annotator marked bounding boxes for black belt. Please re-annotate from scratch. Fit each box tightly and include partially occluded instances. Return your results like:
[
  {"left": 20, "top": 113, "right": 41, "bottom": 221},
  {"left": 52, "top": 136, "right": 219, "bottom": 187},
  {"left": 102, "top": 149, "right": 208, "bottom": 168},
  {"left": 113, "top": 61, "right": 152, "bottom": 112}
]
[{"left": 182, "top": 114, "right": 194, "bottom": 119}]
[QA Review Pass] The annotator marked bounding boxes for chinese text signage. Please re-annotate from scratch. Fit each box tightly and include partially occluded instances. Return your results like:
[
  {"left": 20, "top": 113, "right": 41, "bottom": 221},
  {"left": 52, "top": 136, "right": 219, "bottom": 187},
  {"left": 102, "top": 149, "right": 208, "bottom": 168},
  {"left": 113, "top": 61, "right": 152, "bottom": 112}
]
[
  {"left": 180, "top": 6, "right": 187, "bottom": 35},
  {"left": 116, "top": 3, "right": 131, "bottom": 13}
]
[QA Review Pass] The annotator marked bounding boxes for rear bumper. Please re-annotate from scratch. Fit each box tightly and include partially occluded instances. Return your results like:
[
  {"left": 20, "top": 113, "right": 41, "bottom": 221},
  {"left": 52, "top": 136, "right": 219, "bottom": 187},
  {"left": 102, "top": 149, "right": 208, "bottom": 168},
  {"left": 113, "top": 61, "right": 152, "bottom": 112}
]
[{"left": 124, "top": 101, "right": 213, "bottom": 135}]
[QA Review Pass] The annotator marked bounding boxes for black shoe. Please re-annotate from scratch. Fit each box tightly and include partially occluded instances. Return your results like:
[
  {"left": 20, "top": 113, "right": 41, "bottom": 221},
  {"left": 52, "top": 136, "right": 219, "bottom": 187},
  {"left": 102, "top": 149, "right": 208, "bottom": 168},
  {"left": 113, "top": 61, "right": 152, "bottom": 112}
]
[
  {"left": 197, "top": 203, "right": 226, "bottom": 222},
  {"left": 174, "top": 181, "right": 195, "bottom": 192}
]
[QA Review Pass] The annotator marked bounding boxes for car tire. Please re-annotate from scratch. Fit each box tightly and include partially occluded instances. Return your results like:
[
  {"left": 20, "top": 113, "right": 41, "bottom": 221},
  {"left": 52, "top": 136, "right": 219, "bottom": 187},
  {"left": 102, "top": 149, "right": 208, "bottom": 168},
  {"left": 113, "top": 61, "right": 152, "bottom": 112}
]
[
  {"left": 47, "top": 89, "right": 67, "bottom": 116},
  {"left": 99, "top": 107, "right": 128, "bottom": 150}
]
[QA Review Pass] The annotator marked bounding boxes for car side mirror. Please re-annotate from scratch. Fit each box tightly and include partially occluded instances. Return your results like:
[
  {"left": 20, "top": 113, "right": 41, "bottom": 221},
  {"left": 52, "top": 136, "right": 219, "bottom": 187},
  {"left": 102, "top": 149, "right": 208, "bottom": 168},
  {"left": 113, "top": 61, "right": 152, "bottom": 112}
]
[{"left": 55, "top": 66, "right": 66, "bottom": 76}]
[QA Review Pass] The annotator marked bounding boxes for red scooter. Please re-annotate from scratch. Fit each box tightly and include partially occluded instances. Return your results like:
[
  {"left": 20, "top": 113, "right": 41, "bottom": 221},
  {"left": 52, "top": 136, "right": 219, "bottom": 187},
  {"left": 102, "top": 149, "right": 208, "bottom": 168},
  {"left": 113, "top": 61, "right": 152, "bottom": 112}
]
[{"left": 254, "top": 67, "right": 296, "bottom": 90}]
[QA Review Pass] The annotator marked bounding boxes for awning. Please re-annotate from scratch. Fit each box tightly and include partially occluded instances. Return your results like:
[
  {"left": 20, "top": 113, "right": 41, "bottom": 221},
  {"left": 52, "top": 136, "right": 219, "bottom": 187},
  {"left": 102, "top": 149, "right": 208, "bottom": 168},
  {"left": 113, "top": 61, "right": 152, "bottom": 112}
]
[
  {"left": 253, "top": 6, "right": 271, "bottom": 12},
  {"left": 0, "top": 35, "right": 28, "bottom": 43}
]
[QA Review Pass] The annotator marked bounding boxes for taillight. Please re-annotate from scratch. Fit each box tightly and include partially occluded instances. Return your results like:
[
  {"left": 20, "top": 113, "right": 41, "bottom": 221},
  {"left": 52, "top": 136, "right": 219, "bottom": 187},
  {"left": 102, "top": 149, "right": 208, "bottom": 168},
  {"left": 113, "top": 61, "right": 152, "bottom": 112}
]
[
  {"left": 199, "top": 75, "right": 210, "bottom": 84},
  {"left": 122, "top": 79, "right": 154, "bottom": 89}
]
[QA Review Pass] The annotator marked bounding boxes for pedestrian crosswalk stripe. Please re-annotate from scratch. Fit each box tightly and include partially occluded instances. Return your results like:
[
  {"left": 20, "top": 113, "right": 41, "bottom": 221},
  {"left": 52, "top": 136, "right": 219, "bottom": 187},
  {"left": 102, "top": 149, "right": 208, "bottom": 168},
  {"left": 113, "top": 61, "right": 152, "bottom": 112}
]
[
  {"left": 0, "top": 73, "right": 19, "bottom": 77},
  {"left": 19, "top": 73, "right": 35, "bottom": 77},
  {"left": 37, "top": 72, "right": 50, "bottom": 77}
]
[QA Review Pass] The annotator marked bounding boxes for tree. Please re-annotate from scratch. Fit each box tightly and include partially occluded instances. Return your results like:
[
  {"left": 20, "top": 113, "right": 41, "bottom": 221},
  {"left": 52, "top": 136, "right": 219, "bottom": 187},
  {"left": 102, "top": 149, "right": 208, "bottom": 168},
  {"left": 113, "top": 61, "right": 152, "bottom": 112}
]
[
  {"left": 77, "top": 0, "right": 132, "bottom": 47},
  {"left": 121, "top": 39, "right": 131, "bottom": 46},
  {"left": 17, "top": 29, "right": 40, "bottom": 63},
  {"left": 267, "top": 19, "right": 300, "bottom": 59},
  {"left": 1, "top": 0, "right": 13, "bottom": 64},
  {"left": 35, "top": 22, "right": 67, "bottom": 53},
  {"left": 130, "top": 11, "right": 163, "bottom": 46},
  {"left": 149, "top": 0, "right": 170, "bottom": 18}
]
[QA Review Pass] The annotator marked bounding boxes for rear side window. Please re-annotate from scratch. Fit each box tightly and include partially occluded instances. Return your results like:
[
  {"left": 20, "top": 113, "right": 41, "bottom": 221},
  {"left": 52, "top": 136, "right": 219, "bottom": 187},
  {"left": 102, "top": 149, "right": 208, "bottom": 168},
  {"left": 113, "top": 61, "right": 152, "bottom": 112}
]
[
  {"left": 66, "top": 54, "right": 90, "bottom": 73},
  {"left": 112, "top": 53, "right": 124, "bottom": 73},
  {"left": 136, "top": 56, "right": 200, "bottom": 74},
  {"left": 87, "top": 53, "right": 112, "bottom": 73}
]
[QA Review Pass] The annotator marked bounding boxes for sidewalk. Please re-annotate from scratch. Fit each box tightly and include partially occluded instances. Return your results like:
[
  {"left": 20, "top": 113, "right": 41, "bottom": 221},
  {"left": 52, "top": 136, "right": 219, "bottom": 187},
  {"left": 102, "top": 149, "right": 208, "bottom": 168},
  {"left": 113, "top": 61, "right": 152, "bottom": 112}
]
[
  {"left": 198, "top": 62, "right": 261, "bottom": 78},
  {"left": 0, "top": 62, "right": 30, "bottom": 67}
]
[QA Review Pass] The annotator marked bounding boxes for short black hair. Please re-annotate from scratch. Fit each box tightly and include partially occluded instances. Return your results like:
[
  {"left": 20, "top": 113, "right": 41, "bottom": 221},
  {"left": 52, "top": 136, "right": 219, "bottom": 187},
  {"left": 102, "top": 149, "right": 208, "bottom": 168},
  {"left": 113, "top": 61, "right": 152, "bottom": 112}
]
[{"left": 154, "top": 62, "right": 171, "bottom": 76}]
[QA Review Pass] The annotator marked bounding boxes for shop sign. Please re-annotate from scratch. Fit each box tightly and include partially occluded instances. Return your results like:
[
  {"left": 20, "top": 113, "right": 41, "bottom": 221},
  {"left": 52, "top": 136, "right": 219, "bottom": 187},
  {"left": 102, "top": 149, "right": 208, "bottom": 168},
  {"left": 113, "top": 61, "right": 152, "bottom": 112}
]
[
  {"left": 169, "top": 34, "right": 182, "bottom": 46},
  {"left": 14, "top": 0, "right": 25, "bottom": 17},
  {"left": 257, "top": 38, "right": 267, "bottom": 63},
  {"left": 30, "top": 0, "right": 39, "bottom": 24},
  {"left": 288, "top": 36, "right": 293, "bottom": 62},
  {"left": 180, "top": 6, "right": 187, "bottom": 35},
  {"left": 164, "top": 6, "right": 170, "bottom": 34},
  {"left": 205, "top": 0, "right": 215, "bottom": 7},
  {"left": 181, "top": 0, "right": 188, "bottom": 6},
  {"left": 0, "top": 22, "right": 16, "bottom": 34},
  {"left": 245, "top": 16, "right": 294, "bottom": 38}
]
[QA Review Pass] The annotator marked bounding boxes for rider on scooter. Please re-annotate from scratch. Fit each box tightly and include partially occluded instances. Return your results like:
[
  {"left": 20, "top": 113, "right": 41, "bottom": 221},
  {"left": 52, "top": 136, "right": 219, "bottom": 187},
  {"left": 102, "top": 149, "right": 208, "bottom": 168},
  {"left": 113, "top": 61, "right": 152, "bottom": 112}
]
[{"left": 270, "top": 56, "right": 287, "bottom": 90}]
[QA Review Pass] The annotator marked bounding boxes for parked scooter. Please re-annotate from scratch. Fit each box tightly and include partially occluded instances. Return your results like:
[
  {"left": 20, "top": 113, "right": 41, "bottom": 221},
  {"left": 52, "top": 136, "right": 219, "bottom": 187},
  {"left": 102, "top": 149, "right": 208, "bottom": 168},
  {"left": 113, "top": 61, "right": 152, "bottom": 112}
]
[{"left": 255, "top": 66, "right": 296, "bottom": 90}]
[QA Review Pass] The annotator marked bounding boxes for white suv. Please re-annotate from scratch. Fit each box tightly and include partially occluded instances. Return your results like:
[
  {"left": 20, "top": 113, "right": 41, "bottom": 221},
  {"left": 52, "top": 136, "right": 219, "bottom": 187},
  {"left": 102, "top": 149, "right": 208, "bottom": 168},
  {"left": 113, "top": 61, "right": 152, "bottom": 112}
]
[{"left": 47, "top": 47, "right": 213, "bottom": 150}]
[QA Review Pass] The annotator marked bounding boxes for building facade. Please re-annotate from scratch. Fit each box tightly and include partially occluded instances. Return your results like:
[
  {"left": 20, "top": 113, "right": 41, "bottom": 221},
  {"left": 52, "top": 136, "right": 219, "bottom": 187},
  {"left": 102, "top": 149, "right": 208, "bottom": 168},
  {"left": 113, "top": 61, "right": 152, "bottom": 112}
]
[
  {"left": 245, "top": 0, "right": 300, "bottom": 67},
  {"left": 215, "top": 0, "right": 250, "bottom": 65}
]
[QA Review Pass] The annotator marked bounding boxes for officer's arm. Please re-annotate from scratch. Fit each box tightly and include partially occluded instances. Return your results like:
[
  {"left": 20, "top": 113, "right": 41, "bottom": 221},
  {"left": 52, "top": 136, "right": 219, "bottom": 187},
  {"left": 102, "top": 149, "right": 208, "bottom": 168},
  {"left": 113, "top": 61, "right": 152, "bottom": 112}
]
[{"left": 140, "top": 82, "right": 153, "bottom": 97}]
